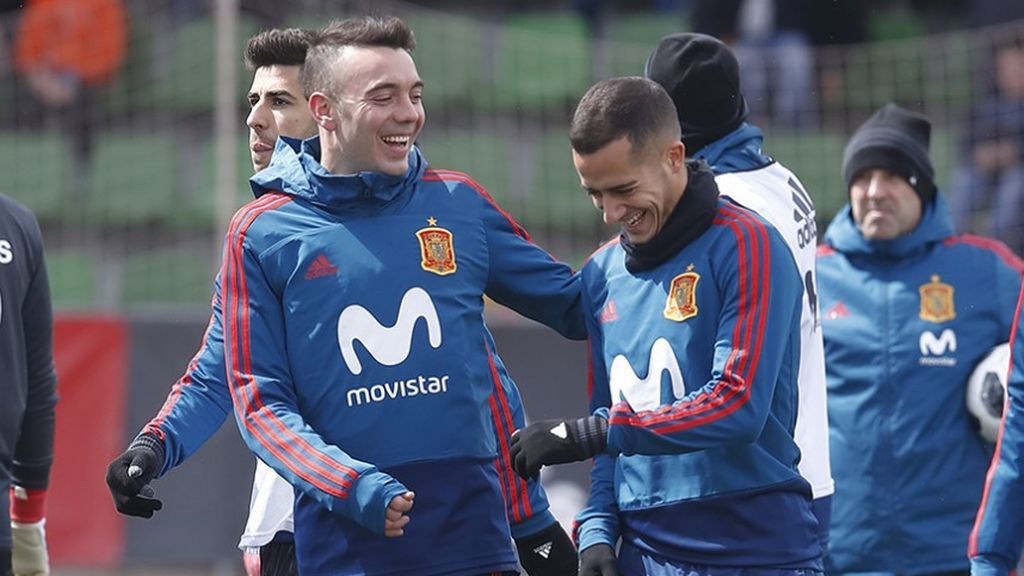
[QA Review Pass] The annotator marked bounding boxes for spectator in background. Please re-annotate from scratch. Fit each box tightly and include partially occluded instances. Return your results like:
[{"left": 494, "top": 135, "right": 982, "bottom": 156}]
[
  {"left": 802, "top": 0, "right": 867, "bottom": 128},
  {"left": 817, "top": 103, "right": 1023, "bottom": 574},
  {"left": 13, "top": 0, "right": 126, "bottom": 188},
  {"left": 0, "top": 193, "right": 58, "bottom": 576},
  {"left": 0, "top": 0, "right": 24, "bottom": 79},
  {"left": 951, "top": 35, "right": 1024, "bottom": 255},
  {"left": 692, "top": 0, "right": 815, "bottom": 129}
]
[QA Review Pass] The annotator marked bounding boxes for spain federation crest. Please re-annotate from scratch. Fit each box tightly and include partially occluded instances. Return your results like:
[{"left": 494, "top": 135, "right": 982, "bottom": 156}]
[
  {"left": 416, "top": 217, "right": 457, "bottom": 276},
  {"left": 919, "top": 274, "right": 955, "bottom": 323},
  {"left": 664, "top": 265, "right": 699, "bottom": 322}
]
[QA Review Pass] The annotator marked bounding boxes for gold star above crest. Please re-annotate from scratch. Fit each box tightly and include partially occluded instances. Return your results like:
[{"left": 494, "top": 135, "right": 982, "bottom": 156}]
[
  {"left": 931, "top": 274, "right": 940, "bottom": 283},
  {"left": 427, "top": 216, "right": 437, "bottom": 226},
  {"left": 686, "top": 263, "right": 695, "bottom": 272}
]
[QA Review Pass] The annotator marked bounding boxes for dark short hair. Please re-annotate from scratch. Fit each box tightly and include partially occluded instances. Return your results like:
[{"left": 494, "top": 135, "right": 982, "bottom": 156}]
[
  {"left": 569, "top": 76, "right": 680, "bottom": 157},
  {"left": 302, "top": 16, "right": 417, "bottom": 99},
  {"left": 244, "top": 28, "right": 314, "bottom": 71}
]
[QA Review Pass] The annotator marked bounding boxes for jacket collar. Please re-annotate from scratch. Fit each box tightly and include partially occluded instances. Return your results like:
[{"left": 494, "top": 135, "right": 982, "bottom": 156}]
[
  {"left": 690, "top": 122, "right": 772, "bottom": 174},
  {"left": 250, "top": 135, "right": 426, "bottom": 209},
  {"left": 621, "top": 160, "right": 720, "bottom": 273}
]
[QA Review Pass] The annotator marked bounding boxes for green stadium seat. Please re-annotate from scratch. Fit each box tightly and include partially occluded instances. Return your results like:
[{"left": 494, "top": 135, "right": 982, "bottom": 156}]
[
  {"left": 764, "top": 131, "right": 848, "bottom": 223},
  {"left": 608, "top": 12, "right": 690, "bottom": 46},
  {"left": 528, "top": 129, "right": 596, "bottom": 232},
  {"left": 182, "top": 139, "right": 256, "bottom": 230},
  {"left": 46, "top": 249, "right": 98, "bottom": 309},
  {"left": 121, "top": 244, "right": 217, "bottom": 306},
  {"left": 418, "top": 130, "right": 512, "bottom": 202},
  {"left": 85, "top": 134, "right": 179, "bottom": 227},
  {"left": 98, "top": 9, "right": 156, "bottom": 118},
  {"left": 480, "top": 12, "right": 592, "bottom": 113},
  {"left": 403, "top": 11, "right": 483, "bottom": 109},
  {"left": 0, "top": 132, "right": 73, "bottom": 222},
  {"left": 142, "top": 16, "right": 261, "bottom": 114}
]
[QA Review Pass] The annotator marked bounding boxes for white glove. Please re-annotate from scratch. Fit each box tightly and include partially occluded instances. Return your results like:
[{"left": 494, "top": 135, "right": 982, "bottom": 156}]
[{"left": 11, "top": 519, "right": 49, "bottom": 576}]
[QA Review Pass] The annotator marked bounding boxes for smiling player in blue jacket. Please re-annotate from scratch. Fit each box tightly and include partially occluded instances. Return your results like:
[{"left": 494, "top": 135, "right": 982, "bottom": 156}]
[
  {"left": 217, "top": 16, "right": 584, "bottom": 576},
  {"left": 103, "top": 24, "right": 578, "bottom": 576},
  {"left": 511, "top": 77, "right": 821, "bottom": 575}
]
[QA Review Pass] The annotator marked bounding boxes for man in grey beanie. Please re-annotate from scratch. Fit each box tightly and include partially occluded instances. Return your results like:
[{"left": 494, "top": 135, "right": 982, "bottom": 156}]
[{"left": 817, "top": 103, "right": 1024, "bottom": 574}]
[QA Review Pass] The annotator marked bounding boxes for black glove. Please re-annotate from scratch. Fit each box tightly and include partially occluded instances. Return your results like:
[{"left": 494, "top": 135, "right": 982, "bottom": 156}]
[
  {"left": 105, "top": 433, "right": 165, "bottom": 518},
  {"left": 578, "top": 543, "right": 619, "bottom": 576},
  {"left": 510, "top": 416, "right": 608, "bottom": 480},
  {"left": 515, "top": 521, "right": 578, "bottom": 576}
]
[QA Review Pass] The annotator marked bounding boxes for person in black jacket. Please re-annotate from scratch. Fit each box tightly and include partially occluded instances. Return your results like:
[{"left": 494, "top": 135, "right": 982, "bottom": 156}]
[{"left": 0, "top": 193, "right": 56, "bottom": 576}]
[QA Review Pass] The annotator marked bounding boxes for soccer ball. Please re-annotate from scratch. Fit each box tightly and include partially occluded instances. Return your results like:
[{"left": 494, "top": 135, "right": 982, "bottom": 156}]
[{"left": 966, "top": 343, "right": 1011, "bottom": 443}]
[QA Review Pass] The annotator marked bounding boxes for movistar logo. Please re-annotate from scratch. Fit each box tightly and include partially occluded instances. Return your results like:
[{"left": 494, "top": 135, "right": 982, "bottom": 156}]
[
  {"left": 609, "top": 338, "right": 686, "bottom": 411},
  {"left": 919, "top": 329, "right": 957, "bottom": 367},
  {"left": 337, "top": 286, "right": 442, "bottom": 375}
]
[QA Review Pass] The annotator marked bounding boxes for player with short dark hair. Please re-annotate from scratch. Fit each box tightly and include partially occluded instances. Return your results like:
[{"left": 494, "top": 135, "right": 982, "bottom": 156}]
[
  {"left": 512, "top": 76, "right": 821, "bottom": 574},
  {"left": 105, "top": 21, "right": 579, "bottom": 576},
  {"left": 216, "top": 15, "right": 583, "bottom": 575},
  {"left": 645, "top": 32, "right": 834, "bottom": 555},
  {"left": 0, "top": 193, "right": 57, "bottom": 576},
  {"left": 104, "top": 27, "right": 318, "bottom": 576}
]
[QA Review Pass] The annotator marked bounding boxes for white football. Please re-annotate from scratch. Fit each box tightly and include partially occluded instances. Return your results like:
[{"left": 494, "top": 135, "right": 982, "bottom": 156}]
[{"left": 966, "top": 343, "right": 1011, "bottom": 443}]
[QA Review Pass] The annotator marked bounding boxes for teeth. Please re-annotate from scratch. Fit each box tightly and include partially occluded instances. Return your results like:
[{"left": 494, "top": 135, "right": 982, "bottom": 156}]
[
  {"left": 624, "top": 212, "right": 643, "bottom": 226},
  {"left": 381, "top": 135, "right": 409, "bottom": 144}
]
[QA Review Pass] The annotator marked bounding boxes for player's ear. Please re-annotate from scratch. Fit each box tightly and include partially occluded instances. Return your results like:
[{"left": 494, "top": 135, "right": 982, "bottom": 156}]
[
  {"left": 308, "top": 92, "right": 336, "bottom": 130},
  {"left": 665, "top": 140, "right": 685, "bottom": 173}
]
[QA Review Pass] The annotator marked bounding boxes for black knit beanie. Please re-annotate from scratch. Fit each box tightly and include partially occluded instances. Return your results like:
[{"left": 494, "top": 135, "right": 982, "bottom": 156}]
[
  {"left": 841, "top": 103, "right": 936, "bottom": 203},
  {"left": 644, "top": 33, "right": 749, "bottom": 154}
]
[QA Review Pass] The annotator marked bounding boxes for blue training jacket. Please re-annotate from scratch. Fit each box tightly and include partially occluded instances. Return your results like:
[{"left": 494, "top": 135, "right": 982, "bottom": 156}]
[
  {"left": 817, "top": 196, "right": 1023, "bottom": 574},
  {"left": 137, "top": 162, "right": 560, "bottom": 541},
  {"left": 576, "top": 187, "right": 821, "bottom": 568},
  {"left": 971, "top": 284, "right": 1024, "bottom": 576},
  {"left": 216, "top": 136, "right": 583, "bottom": 576}
]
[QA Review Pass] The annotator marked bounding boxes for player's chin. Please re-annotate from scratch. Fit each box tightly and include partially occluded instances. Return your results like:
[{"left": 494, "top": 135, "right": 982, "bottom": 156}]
[{"left": 252, "top": 152, "right": 271, "bottom": 172}]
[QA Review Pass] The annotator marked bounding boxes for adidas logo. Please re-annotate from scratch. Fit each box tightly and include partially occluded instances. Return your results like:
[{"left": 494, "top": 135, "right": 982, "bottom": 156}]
[
  {"left": 599, "top": 299, "right": 618, "bottom": 323},
  {"left": 305, "top": 254, "right": 339, "bottom": 280},
  {"left": 824, "top": 302, "right": 850, "bottom": 320},
  {"left": 532, "top": 541, "right": 553, "bottom": 559}
]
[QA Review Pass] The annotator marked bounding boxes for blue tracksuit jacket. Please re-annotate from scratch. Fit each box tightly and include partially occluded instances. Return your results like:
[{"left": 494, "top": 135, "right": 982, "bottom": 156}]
[
  {"left": 817, "top": 196, "right": 1023, "bottom": 574},
  {"left": 576, "top": 175, "right": 821, "bottom": 568},
  {"left": 971, "top": 284, "right": 1024, "bottom": 576},
  {"left": 216, "top": 136, "right": 583, "bottom": 575},
  {"left": 136, "top": 160, "right": 563, "bottom": 545}
]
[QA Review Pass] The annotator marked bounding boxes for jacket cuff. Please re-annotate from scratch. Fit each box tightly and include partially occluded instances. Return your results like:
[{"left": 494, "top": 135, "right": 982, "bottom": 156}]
[
  {"left": 575, "top": 517, "right": 617, "bottom": 552},
  {"left": 131, "top": 432, "right": 167, "bottom": 471},
  {"left": 509, "top": 508, "right": 557, "bottom": 540},
  {"left": 350, "top": 470, "right": 408, "bottom": 535},
  {"left": 10, "top": 486, "right": 47, "bottom": 523},
  {"left": 970, "top": 556, "right": 1011, "bottom": 576}
]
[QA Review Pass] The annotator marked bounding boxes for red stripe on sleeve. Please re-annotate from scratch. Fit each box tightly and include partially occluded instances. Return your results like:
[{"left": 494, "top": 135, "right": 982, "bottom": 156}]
[
  {"left": 946, "top": 234, "right": 1024, "bottom": 273},
  {"left": 485, "top": 346, "right": 531, "bottom": 522},
  {"left": 423, "top": 169, "right": 531, "bottom": 240},
  {"left": 969, "top": 284, "right": 1024, "bottom": 555},
  {"left": 223, "top": 194, "right": 359, "bottom": 499},
  {"left": 608, "top": 204, "right": 770, "bottom": 433}
]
